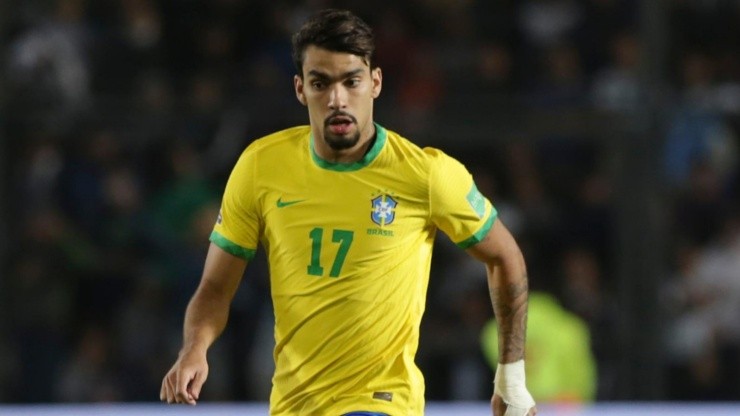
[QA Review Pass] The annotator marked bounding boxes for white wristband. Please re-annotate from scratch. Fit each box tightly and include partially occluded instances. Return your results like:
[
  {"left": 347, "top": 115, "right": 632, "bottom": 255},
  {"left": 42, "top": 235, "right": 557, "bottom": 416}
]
[{"left": 494, "top": 360, "right": 536, "bottom": 416}]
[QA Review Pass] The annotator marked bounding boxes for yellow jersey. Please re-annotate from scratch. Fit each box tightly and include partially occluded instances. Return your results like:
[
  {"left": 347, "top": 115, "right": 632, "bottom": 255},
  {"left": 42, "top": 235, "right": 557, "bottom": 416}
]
[{"left": 211, "top": 124, "right": 496, "bottom": 415}]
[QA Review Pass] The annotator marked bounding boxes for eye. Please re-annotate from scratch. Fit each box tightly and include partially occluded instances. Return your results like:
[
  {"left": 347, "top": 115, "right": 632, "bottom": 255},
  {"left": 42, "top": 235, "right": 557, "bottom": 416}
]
[
  {"left": 311, "top": 81, "right": 325, "bottom": 90},
  {"left": 345, "top": 78, "right": 361, "bottom": 88}
]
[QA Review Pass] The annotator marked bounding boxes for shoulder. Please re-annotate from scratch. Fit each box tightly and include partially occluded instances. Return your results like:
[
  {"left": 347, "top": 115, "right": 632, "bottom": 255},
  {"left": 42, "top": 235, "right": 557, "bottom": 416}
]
[
  {"left": 243, "top": 125, "right": 310, "bottom": 156},
  {"left": 232, "top": 125, "right": 310, "bottom": 168},
  {"left": 379, "top": 127, "right": 472, "bottom": 188},
  {"left": 382, "top": 127, "right": 457, "bottom": 168},
  {"left": 226, "top": 126, "right": 309, "bottom": 180}
]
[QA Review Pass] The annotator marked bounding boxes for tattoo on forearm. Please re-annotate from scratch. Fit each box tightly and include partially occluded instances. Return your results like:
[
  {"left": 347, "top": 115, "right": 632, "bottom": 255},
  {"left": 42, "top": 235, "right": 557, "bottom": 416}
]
[{"left": 491, "top": 277, "right": 528, "bottom": 362}]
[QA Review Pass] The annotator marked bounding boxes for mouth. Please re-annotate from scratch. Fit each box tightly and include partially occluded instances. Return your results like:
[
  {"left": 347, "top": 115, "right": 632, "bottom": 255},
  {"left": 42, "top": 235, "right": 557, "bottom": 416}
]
[{"left": 326, "top": 114, "right": 355, "bottom": 135}]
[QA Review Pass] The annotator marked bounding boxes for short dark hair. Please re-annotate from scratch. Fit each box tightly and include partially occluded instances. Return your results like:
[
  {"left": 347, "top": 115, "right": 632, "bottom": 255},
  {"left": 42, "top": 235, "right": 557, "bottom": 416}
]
[{"left": 291, "top": 9, "right": 376, "bottom": 77}]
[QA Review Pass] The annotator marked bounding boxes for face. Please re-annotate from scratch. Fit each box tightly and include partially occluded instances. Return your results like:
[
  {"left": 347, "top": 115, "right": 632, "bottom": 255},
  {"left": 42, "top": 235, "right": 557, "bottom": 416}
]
[{"left": 295, "top": 45, "right": 382, "bottom": 152}]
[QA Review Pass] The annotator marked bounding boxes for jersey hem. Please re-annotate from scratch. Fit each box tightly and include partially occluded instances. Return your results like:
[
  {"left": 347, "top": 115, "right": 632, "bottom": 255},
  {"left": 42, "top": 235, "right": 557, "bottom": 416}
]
[
  {"left": 456, "top": 209, "right": 498, "bottom": 249},
  {"left": 210, "top": 230, "right": 256, "bottom": 260}
]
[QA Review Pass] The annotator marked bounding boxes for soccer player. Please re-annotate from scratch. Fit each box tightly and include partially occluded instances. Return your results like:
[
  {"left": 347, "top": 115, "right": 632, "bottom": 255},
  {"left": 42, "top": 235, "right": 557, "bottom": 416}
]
[{"left": 160, "top": 9, "right": 536, "bottom": 416}]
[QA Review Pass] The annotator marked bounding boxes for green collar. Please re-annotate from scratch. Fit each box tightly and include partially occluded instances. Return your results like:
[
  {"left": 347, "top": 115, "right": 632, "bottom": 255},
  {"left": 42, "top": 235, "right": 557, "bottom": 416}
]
[{"left": 310, "top": 123, "right": 387, "bottom": 172}]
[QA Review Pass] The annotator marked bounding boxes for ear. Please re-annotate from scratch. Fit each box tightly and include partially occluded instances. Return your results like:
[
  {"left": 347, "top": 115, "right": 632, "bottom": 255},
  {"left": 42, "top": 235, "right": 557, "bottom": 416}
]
[
  {"left": 294, "top": 75, "right": 307, "bottom": 106},
  {"left": 371, "top": 67, "right": 382, "bottom": 99}
]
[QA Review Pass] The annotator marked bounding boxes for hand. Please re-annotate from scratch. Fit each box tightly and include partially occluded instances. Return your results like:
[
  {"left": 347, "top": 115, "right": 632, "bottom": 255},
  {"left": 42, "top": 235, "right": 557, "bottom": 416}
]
[
  {"left": 160, "top": 349, "right": 209, "bottom": 405},
  {"left": 492, "top": 393, "right": 537, "bottom": 416}
]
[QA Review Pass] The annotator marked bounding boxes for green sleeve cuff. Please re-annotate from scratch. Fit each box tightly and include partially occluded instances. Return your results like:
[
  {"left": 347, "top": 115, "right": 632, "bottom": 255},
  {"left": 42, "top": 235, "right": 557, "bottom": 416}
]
[
  {"left": 456, "top": 210, "right": 497, "bottom": 249},
  {"left": 209, "top": 230, "right": 256, "bottom": 260}
]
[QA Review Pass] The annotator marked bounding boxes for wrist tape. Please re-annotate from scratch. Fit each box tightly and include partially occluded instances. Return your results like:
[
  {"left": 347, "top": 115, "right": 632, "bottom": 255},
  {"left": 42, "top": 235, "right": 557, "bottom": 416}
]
[{"left": 494, "top": 360, "right": 536, "bottom": 416}]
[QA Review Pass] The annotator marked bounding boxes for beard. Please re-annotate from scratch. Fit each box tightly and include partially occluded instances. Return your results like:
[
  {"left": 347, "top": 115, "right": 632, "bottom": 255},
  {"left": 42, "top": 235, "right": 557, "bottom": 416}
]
[
  {"left": 323, "top": 112, "right": 360, "bottom": 151},
  {"left": 324, "top": 130, "right": 361, "bottom": 151}
]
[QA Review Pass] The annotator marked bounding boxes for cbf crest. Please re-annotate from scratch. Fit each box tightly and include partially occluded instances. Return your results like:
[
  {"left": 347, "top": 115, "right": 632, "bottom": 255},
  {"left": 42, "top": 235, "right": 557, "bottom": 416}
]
[{"left": 370, "top": 194, "right": 398, "bottom": 226}]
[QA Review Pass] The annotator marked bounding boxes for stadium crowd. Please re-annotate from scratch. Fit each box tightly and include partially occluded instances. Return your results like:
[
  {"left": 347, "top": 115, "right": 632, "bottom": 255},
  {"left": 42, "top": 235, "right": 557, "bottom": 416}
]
[{"left": 1, "top": 0, "right": 739, "bottom": 404}]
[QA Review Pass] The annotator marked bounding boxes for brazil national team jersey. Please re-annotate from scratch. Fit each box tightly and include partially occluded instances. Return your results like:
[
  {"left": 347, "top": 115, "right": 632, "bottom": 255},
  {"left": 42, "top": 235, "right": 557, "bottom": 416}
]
[{"left": 211, "top": 124, "right": 497, "bottom": 415}]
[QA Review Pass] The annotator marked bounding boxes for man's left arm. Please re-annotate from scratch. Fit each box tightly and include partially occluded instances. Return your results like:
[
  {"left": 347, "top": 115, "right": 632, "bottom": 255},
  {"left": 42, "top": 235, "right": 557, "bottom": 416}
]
[{"left": 466, "top": 219, "right": 537, "bottom": 416}]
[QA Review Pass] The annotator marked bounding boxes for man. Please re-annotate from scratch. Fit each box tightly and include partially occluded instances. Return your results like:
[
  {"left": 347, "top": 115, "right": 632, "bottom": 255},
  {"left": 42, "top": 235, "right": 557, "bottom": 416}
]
[{"left": 160, "top": 9, "right": 536, "bottom": 416}]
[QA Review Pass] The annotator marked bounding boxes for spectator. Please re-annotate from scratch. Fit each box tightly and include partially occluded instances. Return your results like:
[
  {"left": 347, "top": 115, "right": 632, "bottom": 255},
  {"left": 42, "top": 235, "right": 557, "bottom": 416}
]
[
  {"left": 7, "top": 0, "right": 94, "bottom": 122},
  {"left": 591, "top": 31, "right": 642, "bottom": 112},
  {"left": 54, "top": 325, "right": 122, "bottom": 402}
]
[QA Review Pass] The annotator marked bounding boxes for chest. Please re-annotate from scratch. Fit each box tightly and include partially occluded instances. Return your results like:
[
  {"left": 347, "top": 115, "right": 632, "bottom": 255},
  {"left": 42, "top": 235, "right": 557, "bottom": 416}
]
[{"left": 260, "top": 169, "right": 428, "bottom": 236}]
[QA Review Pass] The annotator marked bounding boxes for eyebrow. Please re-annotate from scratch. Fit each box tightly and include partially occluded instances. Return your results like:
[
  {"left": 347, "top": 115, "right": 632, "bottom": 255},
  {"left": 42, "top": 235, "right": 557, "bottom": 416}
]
[{"left": 307, "top": 68, "right": 365, "bottom": 81}]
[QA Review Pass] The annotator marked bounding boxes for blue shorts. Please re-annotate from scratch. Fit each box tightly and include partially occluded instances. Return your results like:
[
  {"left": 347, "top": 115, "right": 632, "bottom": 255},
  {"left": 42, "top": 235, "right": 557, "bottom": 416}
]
[{"left": 342, "top": 413, "right": 389, "bottom": 416}]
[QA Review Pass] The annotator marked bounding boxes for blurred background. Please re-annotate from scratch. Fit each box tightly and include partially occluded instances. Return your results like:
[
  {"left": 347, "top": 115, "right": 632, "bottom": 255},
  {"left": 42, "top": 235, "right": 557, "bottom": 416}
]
[{"left": 1, "top": 0, "right": 739, "bottom": 406}]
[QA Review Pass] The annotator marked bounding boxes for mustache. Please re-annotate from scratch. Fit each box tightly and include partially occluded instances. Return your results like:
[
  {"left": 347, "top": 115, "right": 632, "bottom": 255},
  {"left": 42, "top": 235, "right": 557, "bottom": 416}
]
[{"left": 324, "top": 111, "right": 357, "bottom": 126}]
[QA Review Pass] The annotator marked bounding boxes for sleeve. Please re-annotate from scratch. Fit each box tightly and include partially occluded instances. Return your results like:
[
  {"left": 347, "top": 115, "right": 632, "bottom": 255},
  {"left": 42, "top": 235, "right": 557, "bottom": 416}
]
[
  {"left": 210, "top": 147, "right": 262, "bottom": 260},
  {"left": 427, "top": 149, "right": 497, "bottom": 248}
]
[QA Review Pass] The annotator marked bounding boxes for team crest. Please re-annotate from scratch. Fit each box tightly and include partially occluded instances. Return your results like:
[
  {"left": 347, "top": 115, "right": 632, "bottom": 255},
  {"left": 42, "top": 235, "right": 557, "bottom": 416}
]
[{"left": 370, "top": 194, "right": 398, "bottom": 226}]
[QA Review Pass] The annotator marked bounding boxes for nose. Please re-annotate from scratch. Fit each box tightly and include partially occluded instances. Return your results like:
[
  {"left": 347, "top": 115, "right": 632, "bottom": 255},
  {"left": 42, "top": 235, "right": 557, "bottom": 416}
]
[{"left": 327, "top": 84, "right": 347, "bottom": 110}]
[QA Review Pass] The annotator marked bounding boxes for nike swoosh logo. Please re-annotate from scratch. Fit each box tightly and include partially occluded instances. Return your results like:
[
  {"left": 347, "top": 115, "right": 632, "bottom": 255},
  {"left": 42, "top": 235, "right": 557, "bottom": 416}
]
[{"left": 276, "top": 197, "right": 305, "bottom": 208}]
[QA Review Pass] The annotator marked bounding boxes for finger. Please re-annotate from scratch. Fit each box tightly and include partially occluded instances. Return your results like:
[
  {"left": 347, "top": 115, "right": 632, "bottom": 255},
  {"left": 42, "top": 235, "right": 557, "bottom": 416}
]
[
  {"left": 175, "top": 370, "right": 196, "bottom": 405},
  {"left": 163, "top": 373, "right": 171, "bottom": 403},
  {"left": 161, "top": 373, "right": 174, "bottom": 402},
  {"left": 166, "top": 374, "right": 177, "bottom": 404},
  {"left": 503, "top": 405, "right": 531, "bottom": 416},
  {"left": 161, "top": 369, "right": 175, "bottom": 402},
  {"left": 160, "top": 376, "right": 167, "bottom": 401},
  {"left": 188, "top": 368, "right": 208, "bottom": 401},
  {"left": 492, "top": 394, "right": 506, "bottom": 416}
]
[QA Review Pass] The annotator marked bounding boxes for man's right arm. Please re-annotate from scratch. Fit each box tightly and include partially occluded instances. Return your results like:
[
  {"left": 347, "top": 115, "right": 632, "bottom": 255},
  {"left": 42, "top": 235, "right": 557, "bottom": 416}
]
[{"left": 160, "top": 242, "right": 247, "bottom": 405}]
